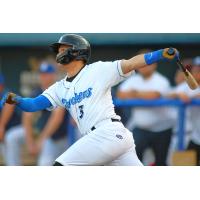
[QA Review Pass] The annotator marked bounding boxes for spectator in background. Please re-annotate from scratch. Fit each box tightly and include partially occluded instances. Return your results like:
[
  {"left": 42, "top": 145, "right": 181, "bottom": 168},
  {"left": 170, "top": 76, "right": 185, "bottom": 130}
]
[
  {"left": 167, "top": 58, "right": 193, "bottom": 164},
  {"left": 168, "top": 56, "right": 200, "bottom": 165},
  {"left": 174, "top": 69, "right": 186, "bottom": 86},
  {"left": 117, "top": 49, "right": 173, "bottom": 166},
  {"left": 0, "top": 74, "right": 23, "bottom": 165},
  {"left": 1, "top": 63, "right": 68, "bottom": 166},
  {"left": 22, "top": 62, "right": 68, "bottom": 165}
]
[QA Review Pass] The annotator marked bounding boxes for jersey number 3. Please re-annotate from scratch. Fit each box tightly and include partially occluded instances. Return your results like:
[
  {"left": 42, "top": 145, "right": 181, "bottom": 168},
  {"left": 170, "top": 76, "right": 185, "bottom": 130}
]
[{"left": 78, "top": 105, "right": 84, "bottom": 119}]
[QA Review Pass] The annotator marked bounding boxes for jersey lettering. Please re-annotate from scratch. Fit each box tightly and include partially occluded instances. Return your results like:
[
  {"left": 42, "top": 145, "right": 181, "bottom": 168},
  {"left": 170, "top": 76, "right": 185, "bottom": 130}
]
[
  {"left": 78, "top": 105, "right": 84, "bottom": 119},
  {"left": 62, "top": 87, "right": 93, "bottom": 109}
]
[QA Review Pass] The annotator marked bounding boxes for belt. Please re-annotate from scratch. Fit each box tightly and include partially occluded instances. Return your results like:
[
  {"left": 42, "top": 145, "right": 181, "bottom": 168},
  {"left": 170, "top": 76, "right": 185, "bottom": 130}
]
[{"left": 91, "top": 118, "right": 121, "bottom": 131}]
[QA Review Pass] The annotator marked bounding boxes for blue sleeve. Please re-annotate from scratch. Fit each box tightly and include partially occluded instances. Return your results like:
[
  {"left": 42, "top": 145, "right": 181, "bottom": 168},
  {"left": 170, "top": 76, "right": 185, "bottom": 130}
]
[
  {"left": 144, "top": 50, "right": 164, "bottom": 65},
  {"left": 16, "top": 95, "right": 52, "bottom": 112}
]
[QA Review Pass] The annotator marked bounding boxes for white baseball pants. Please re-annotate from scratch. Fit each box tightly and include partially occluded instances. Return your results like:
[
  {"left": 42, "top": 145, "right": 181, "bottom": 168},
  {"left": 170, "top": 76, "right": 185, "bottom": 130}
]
[{"left": 56, "top": 121, "right": 143, "bottom": 166}]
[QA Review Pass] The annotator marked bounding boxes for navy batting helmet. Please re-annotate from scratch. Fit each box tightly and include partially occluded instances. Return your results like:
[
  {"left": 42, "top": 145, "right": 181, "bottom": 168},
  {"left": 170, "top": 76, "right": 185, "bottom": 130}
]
[{"left": 50, "top": 34, "right": 91, "bottom": 64}]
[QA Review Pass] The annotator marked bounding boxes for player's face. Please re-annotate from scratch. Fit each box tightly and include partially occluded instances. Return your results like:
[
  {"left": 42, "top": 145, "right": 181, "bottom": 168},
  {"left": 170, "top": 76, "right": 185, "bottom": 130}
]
[
  {"left": 57, "top": 44, "right": 73, "bottom": 68},
  {"left": 58, "top": 44, "right": 71, "bottom": 54}
]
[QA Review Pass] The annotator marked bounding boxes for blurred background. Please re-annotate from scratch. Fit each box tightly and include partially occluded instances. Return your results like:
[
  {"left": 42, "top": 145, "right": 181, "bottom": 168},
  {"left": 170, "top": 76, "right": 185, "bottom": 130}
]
[
  {"left": 1, "top": 33, "right": 200, "bottom": 92},
  {"left": 0, "top": 33, "right": 200, "bottom": 166}
]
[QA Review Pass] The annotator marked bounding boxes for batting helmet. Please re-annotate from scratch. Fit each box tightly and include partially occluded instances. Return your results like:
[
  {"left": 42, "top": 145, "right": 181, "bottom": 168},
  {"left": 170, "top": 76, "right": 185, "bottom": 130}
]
[{"left": 50, "top": 34, "right": 91, "bottom": 64}]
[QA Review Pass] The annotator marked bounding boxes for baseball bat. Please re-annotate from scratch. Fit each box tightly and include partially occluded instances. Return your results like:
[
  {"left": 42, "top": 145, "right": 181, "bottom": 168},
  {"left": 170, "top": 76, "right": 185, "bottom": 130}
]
[{"left": 167, "top": 48, "right": 199, "bottom": 90}]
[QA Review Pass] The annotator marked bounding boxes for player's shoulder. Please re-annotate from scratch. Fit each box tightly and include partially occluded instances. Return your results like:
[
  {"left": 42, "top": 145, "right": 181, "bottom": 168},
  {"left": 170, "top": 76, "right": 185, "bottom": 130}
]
[
  {"left": 57, "top": 77, "right": 70, "bottom": 89},
  {"left": 88, "top": 60, "right": 119, "bottom": 68},
  {"left": 86, "top": 61, "right": 101, "bottom": 69},
  {"left": 87, "top": 60, "right": 121, "bottom": 77},
  {"left": 50, "top": 79, "right": 62, "bottom": 87},
  {"left": 46, "top": 79, "right": 66, "bottom": 91}
]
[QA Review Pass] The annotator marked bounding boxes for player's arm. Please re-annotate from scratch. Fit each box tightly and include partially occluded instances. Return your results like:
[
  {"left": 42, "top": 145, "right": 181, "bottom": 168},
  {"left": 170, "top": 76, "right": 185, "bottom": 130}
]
[
  {"left": 121, "top": 48, "right": 179, "bottom": 74},
  {"left": 0, "top": 93, "right": 52, "bottom": 112},
  {"left": 0, "top": 104, "right": 15, "bottom": 141},
  {"left": 36, "top": 108, "right": 66, "bottom": 152}
]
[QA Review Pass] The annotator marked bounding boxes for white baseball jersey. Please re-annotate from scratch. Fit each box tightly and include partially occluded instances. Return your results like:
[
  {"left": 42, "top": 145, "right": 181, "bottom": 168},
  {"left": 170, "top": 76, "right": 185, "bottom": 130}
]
[
  {"left": 42, "top": 60, "right": 132, "bottom": 135},
  {"left": 41, "top": 60, "right": 143, "bottom": 165}
]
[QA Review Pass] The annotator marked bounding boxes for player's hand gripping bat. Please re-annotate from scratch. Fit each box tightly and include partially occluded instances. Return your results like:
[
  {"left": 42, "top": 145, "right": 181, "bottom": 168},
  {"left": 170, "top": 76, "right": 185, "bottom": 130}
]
[{"left": 167, "top": 48, "right": 199, "bottom": 90}]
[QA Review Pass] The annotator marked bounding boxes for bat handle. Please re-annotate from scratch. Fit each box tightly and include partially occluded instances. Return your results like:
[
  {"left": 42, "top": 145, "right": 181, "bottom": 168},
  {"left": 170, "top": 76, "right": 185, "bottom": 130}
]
[
  {"left": 176, "top": 58, "right": 187, "bottom": 73},
  {"left": 167, "top": 47, "right": 182, "bottom": 64},
  {"left": 166, "top": 48, "right": 186, "bottom": 73},
  {"left": 167, "top": 47, "right": 175, "bottom": 56}
]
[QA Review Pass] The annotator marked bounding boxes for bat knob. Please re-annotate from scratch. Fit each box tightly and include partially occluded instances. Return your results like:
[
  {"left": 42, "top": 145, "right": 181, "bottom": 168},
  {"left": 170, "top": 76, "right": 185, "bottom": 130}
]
[{"left": 167, "top": 48, "right": 175, "bottom": 56}]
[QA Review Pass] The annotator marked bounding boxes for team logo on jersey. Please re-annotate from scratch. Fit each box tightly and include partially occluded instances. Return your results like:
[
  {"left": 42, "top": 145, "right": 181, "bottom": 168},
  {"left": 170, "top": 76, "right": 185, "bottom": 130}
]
[{"left": 62, "top": 87, "right": 93, "bottom": 109}]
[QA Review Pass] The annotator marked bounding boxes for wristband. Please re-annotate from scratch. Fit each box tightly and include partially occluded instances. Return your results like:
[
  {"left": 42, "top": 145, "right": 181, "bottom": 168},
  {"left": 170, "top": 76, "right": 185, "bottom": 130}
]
[{"left": 144, "top": 49, "right": 164, "bottom": 65}]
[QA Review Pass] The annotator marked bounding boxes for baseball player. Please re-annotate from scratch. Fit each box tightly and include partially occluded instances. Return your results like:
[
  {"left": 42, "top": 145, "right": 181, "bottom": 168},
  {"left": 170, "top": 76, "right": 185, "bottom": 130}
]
[{"left": 0, "top": 34, "right": 179, "bottom": 166}]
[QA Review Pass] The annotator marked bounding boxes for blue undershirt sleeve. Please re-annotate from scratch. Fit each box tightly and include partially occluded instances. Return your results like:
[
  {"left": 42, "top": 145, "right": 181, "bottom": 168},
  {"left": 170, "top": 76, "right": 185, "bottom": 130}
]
[{"left": 16, "top": 95, "right": 53, "bottom": 112}]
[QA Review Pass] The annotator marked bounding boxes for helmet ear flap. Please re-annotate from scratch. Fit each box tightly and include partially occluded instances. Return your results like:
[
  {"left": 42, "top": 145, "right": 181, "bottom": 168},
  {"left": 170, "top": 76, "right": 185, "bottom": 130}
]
[
  {"left": 68, "top": 48, "right": 79, "bottom": 58},
  {"left": 75, "top": 49, "right": 90, "bottom": 63}
]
